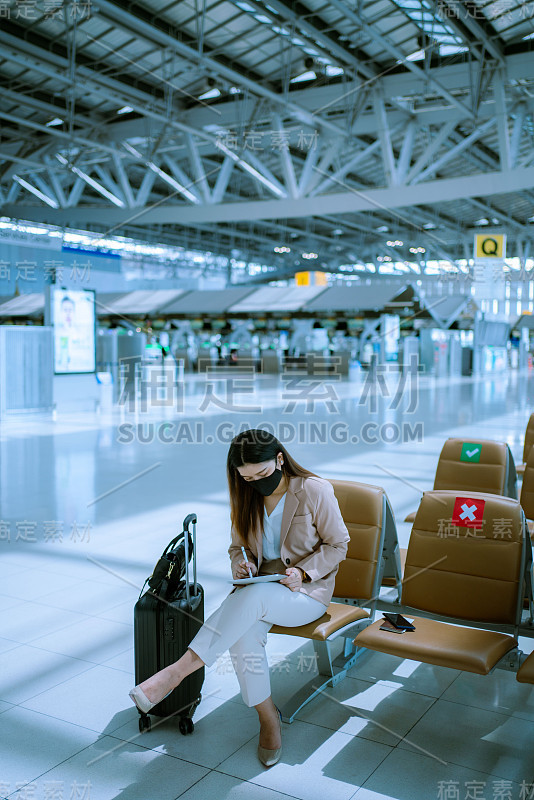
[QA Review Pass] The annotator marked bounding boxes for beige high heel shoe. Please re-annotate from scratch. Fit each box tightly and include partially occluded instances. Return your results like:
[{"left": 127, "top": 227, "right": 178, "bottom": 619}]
[
  {"left": 129, "top": 685, "right": 173, "bottom": 714},
  {"left": 257, "top": 707, "right": 282, "bottom": 767}
]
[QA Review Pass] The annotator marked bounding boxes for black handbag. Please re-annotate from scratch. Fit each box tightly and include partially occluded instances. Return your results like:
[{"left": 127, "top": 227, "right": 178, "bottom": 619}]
[{"left": 144, "top": 528, "right": 193, "bottom": 601}]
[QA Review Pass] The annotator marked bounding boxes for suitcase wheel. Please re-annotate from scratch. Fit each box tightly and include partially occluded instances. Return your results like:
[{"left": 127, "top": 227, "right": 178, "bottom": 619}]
[
  {"left": 179, "top": 717, "right": 194, "bottom": 735},
  {"left": 139, "top": 714, "right": 152, "bottom": 734}
]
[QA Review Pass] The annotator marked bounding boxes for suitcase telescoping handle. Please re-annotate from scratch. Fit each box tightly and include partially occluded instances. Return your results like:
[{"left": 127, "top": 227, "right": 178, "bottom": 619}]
[{"left": 183, "top": 513, "right": 197, "bottom": 604}]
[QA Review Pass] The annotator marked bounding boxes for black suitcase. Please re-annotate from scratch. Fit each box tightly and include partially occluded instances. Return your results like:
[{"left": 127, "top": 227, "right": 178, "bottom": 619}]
[{"left": 133, "top": 513, "right": 204, "bottom": 734}]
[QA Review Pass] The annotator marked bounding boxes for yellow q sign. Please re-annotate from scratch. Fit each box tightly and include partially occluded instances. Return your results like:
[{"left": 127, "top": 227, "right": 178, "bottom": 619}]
[{"left": 474, "top": 233, "right": 506, "bottom": 259}]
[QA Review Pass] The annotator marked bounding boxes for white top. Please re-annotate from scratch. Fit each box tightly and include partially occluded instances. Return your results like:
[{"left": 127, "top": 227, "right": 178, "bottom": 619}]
[{"left": 262, "top": 493, "right": 286, "bottom": 561}]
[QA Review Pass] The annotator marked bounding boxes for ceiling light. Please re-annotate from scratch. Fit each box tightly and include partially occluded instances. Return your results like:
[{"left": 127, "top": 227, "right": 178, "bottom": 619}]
[
  {"left": 198, "top": 87, "right": 221, "bottom": 100},
  {"left": 325, "top": 65, "right": 344, "bottom": 76},
  {"left": 46, "top": 117, "right": 64, "bottom": 127},
  {"left": 405, "top": 49, "right": 425, "bottom": 62},
  {"left": 117, "top": 106, "right": 133, "bottom": 115},
  {"left": 302, "top": 252, "right": 318, "bottom": 259},
  {"left": 474, "top": 218, "right": 489, "bottom": 226},
  {"left": 203, "top": 124, "right": 227, "bottom": 134},
  {"left": 440, "top": 44, "right": 468, "bottom": 55},
  {"left": 423, "top": 222, "right": 436, "bottom": 229},
  {"left": 229, "top": 87, "right": 242, "bottom": 94},
  {"left": 376, "top": 225, "right": 389, "bottom": 232},
  {"left": 290, "top": 70, "right": 317, "bottom": 84},
  {"left": 332, "top": 229, "right": 343, "bottom": 235}
]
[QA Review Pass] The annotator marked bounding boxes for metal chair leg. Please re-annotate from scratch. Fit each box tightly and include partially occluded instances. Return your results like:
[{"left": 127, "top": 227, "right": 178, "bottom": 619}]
[{"left": 277, "top": 623, "right": 370, "bottom": 723}]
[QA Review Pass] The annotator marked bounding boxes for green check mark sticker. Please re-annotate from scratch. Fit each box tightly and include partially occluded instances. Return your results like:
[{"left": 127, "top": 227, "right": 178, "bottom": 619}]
[{"left": 461, "top": 443, "right": 482, "bottom": 462}]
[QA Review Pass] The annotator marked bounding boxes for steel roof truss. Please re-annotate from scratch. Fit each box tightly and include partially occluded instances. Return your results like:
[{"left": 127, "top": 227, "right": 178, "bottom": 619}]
[
  {"left": 412, "top": 117, "right": 497, "bottom": 184},
  {"left": 406, "top": 119, "right": 461, "bottom": 183},
  {"left": 373, "top": 89, "right": 397, "bottom": 186},
  {"left": 494, "top": 67, "right": 511, "bottom": 170},
  {"left": 510, "top": 103, "right": 527, "bottom": 169},
  {"left": 430, "top": 0, "right": 504, "bottom": 63},
  {"left": 135, "top": 168, "right": 157, "bottom": 206},
  {"left": 93, "top": 164, "right": 128, "bottom": 207},
  {"left": 327, "top": 0, "right": 475, "bottom": 119},
  {"left": 161, "top": 154, "right": 203, "bottom": 203},
  {"left": 396, "top": 119, "right": 417, "bottom": 185},
  {"left": 211, "top": 154, "right": 235, "bottom": 203},
  {"left": 111, "top": 151, "right": 135, "bottom": 208},
  {"left": 273, "top": 114, "right": 298, "bottom": 198},
  {"left": 185, "top": 132, "right": 212, "bottom": 203}
]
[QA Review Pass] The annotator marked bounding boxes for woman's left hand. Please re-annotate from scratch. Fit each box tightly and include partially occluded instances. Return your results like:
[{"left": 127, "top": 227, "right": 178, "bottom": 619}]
[{"left": 280, "top": 567, "right": 303, "bottom": 592}]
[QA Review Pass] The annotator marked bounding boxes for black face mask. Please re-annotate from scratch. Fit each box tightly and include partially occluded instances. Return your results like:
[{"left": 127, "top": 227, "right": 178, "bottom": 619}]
[{"left": 249, "top": 466, "right": 282, "bottom": 497}]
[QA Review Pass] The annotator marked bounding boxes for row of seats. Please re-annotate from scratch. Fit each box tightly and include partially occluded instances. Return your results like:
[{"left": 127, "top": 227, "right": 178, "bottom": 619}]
[
  {"left": 270, "top": 478, "right": 398, "bottom": 722},
  {"left": 404, "top": 436, "right": 517, "bottom": 523},
  {"left": 355, "top": 490, "right": 533, "bottom": 678},
  {"left": 270, "top": 425, "right": 534, "bottom": 724},
  {"left": 519, "top": 445, "right": 534, "bottom": 537},
  {"left": 517, "top": 412, "right": 534, "bottom": 476},
  {"left": 398, "top": 433, "right": 534, "bottom": 582},
  {"left": 512, "top": 411, "right": 534, "bottom": 685}
]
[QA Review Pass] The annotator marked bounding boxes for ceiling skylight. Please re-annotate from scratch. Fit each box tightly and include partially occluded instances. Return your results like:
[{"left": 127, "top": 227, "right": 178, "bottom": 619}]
[{"left": 393, "top": 0, "right": 466, "bottom": 48}]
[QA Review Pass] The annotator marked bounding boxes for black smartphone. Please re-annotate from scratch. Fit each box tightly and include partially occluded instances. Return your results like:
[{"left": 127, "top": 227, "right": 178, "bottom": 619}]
[{"left": 382, "top": 613, "right": 415, "bottom": 631}]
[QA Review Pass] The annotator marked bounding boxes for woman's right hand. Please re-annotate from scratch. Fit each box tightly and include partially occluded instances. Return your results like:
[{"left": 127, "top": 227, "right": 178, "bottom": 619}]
[{"left": 234, "top": 560, "right": 258, "bottom": 579}]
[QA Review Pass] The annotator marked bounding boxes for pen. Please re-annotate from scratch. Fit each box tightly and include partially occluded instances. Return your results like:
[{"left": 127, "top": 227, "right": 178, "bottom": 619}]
[{"left": 241, "top": 546, "right": 253, "bottom": 579}]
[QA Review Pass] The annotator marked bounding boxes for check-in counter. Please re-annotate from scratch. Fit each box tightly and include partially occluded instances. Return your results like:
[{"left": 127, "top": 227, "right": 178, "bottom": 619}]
[
  {"left": 306, "top": 350, "right": 350, "bottom": 376},
  {"left": 330, "top": 351, "right": 350, "bottom": 376},
  {"left": 260, "top": 350, "right": 280, "bottom": 374}
]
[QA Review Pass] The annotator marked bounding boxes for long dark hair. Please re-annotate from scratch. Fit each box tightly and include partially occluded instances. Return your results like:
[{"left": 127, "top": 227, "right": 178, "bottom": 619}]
[{"left": 227, "top": 429, "right": 316, "bottom": 548}]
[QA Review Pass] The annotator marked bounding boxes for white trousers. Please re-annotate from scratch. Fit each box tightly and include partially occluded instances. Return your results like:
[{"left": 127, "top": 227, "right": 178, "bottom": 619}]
[{"left": 189, "top": 582, "right": 327, "bottom": 707}]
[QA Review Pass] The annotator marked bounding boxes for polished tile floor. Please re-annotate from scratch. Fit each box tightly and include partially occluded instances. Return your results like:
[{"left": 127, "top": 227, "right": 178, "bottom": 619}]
[{"left": 1, "top": 368, "right": 534, "bottom": 800}]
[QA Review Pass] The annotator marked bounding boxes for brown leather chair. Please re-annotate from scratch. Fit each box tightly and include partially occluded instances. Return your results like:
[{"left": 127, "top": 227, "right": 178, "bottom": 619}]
[
  {"left": 516, "top": 651, "right": 534, "bottom": 683},
  {"left": 404, "top": 437, "right": 517, "bottom": 523},
  {"left": 269, "top": 479, "right": 399, "bottom": 722},
  {"left": 357, "top": 491, "right": 532, "bottom": 676},
  {"left": 519, "top": 445, "right": 534, "bottom": 539},
  {"left": 517, "top": 413, "right": 534, "bottom": 476}
]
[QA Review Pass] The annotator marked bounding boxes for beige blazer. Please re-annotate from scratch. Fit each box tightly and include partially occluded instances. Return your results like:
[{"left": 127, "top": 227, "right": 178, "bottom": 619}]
[{"left": 228, "top": 475, "right": 350, "bottom": 607}]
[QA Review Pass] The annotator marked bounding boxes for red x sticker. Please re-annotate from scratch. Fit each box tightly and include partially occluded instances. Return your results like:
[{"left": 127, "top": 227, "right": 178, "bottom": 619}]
[{"left": 452, "top": 497, "right": 486, "bottom": 528}]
